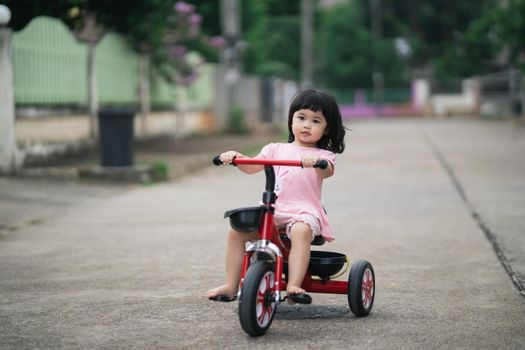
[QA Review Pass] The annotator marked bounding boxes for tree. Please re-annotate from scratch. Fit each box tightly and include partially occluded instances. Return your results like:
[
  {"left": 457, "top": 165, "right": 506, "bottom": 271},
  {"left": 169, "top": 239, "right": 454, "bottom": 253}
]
[
  {"left": 354, "top": 0, "right": 515, "bottom": 80},
  {"left": 465, "top": 0, "right": 525, "bottom": 73},
  {"left": 242, "top": 0, "right": 302, "bottom": 80},
  {"left": 317, "top": 1, "right": 408, "bottom": 89},
  {"left": 0, "top": 0, "right": 72, "bottom": 31}
]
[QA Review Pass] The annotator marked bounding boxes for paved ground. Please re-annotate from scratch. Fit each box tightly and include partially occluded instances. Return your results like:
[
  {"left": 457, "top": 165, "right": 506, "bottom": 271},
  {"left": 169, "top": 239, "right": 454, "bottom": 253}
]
[{"left": 1, "top": 117, "right": 524, "bottom": 349}]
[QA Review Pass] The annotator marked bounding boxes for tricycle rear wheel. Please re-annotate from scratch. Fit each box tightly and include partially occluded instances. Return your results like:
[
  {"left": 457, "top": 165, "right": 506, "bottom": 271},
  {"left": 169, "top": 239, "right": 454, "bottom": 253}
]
[
  {"left": 348, "top": 260, "right": 375, "bottom": 317},
  {"left": 238, "top": 260, "right": 277, "bottom": 336}
]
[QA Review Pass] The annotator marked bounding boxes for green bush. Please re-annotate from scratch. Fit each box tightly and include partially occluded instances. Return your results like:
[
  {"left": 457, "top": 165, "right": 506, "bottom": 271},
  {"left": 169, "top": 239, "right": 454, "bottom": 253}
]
[{"left": 227, "top": 105, "right": 248, "bottom": 134}]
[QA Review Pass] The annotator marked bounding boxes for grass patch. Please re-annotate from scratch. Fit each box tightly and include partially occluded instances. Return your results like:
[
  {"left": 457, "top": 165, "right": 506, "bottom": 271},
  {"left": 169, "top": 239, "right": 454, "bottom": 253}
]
[{"left": 151, "top": 161, "right": 169, "bottom": 180}]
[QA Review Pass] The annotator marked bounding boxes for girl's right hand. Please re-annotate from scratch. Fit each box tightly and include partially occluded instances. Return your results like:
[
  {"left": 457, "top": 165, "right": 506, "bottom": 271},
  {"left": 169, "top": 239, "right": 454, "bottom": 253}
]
[{"left": 220, "top": 150, "right": 243, "bottom": 164}]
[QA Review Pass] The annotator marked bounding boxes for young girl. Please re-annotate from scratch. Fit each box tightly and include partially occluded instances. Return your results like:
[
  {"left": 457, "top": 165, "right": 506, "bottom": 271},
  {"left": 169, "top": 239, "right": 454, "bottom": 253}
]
[{"left": 207, "top": 89, "right": 346, "bottom": 303}]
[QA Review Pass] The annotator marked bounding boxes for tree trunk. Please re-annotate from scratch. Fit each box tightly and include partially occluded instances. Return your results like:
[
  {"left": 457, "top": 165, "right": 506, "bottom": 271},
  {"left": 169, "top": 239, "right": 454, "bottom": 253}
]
[
  {"left": 139, "top": 52, "right": 150, "bottom": 136},
  {"left": 301, "top": 0, "right": 313, "bottom": 89},
  {"left": 87, "top": 42, "right": 98, "bottom": 139}
]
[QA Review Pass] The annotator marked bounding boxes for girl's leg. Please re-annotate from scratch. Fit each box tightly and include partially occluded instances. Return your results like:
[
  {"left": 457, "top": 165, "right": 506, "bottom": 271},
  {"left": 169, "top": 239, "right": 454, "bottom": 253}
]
[
  {"left": 287, "top": 222, "right": 312, "bottom": 295},
  {"left": 206, "top": 229, "right": 257, "bottom": 298}
]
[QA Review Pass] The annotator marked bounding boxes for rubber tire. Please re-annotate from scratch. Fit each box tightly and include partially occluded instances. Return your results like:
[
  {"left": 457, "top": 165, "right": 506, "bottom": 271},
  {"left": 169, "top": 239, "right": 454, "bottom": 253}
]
[
  {"left": 348, "top": 260, "right": 375, "bottom": 317},
  {"left": 238, "top": 261, "right": 277, "bottom": 337}
]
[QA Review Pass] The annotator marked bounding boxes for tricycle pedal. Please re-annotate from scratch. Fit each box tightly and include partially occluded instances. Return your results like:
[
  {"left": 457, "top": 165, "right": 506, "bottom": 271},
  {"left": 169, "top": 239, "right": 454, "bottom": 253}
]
[{"left": 286, "top": 293, "right": 312, "bottom": 304}]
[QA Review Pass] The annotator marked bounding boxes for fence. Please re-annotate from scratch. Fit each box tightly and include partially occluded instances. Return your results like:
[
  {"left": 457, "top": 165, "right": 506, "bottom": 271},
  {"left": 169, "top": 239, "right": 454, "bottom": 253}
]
[
  {"left": 13, "top": 17, "right": 87, "bottom": 106},
  {"left": 478, "top": 70, "right": 523, "bottom": 117},
  {"left": 95, "top": 33, "right": 140, "bottom": 106},
  {"left": 11, "top": 16, "right": 212, "bottom": 112},
  {"left": 333, "top": 87, "right": 412, "bottom": 105}
]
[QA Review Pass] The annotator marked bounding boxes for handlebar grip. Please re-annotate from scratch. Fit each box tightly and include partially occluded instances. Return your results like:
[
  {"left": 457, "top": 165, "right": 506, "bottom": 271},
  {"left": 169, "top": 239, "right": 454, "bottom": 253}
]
[
  {"left": 314, "top": 159, "right": 328, "bottom": 169},
  {"left": 212, "top": 156, "right": 223, "bottom": 166}
]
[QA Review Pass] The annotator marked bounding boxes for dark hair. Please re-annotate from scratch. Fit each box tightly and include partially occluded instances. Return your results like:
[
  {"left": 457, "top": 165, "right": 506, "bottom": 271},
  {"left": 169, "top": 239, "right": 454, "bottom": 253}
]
[{"left": 287, "top": 89, "right": 346, "bottom": 154}]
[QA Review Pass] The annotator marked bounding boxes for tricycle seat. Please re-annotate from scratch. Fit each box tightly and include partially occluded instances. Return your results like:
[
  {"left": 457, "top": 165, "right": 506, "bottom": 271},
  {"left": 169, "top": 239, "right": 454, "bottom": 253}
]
[{"left": 312, "top": 235, "right": 326, "bottom": 245}]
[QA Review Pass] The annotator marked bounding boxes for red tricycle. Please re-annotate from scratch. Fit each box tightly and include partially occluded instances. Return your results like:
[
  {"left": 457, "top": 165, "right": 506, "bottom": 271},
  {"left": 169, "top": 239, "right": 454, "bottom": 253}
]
[{"left": 212, "top": 156, "right": 375, "bottom": 337}]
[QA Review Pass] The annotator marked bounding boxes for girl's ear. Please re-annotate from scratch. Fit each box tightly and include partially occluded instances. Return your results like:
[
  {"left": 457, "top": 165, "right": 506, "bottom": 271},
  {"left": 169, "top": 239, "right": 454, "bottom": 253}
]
[{"left": 324, "top": 127, "right": 330, "bottom": 135}]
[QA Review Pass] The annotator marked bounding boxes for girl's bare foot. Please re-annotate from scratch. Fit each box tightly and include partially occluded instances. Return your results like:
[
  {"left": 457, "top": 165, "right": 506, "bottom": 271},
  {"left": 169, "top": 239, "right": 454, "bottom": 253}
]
[
  {"left": 286, "top": 285, "right": 306, "bottom": 304},
  {"left": 206, "top": 284, "right": 237, "bottom": 300}
]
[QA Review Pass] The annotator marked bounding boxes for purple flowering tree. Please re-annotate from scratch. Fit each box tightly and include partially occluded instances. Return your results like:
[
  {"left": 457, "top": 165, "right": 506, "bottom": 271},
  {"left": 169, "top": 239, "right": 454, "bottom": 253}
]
[
  {"left": 159, "top": 1, "right": 223, "bottom": 86},
  {"left": 152, "top": 1, "right": 223, "bottom": 135}
]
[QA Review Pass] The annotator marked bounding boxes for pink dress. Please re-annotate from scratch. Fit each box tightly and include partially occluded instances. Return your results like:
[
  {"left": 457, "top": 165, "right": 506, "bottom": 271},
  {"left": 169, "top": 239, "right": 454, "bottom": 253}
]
[{"left": 259, "top": 143, "right": 336, "bottom": 242}]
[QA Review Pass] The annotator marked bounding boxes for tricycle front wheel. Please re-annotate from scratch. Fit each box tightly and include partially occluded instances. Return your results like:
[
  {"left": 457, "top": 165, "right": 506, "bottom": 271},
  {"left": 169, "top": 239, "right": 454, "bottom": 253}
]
[
  {"left": 238, "top": 260, "right": 277, "bottom": 337},
  {"left": 348, "top": 260, "right": 375, "bottom": 317}
]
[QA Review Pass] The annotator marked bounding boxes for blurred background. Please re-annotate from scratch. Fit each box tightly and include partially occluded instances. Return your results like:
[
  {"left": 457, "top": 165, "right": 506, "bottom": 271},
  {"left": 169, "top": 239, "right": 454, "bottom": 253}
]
[{"left": 0, "top": 0, "right": 523, "bottom": 173}]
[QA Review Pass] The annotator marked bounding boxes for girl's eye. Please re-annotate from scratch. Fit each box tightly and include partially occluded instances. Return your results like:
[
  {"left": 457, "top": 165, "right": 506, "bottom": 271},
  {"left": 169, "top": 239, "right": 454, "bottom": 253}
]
[
  {"left": 297, "top": 115, "right": 305, "bottom": 120},
  {"left": 313, "top": 119, "right": 320, "bottom": 124}
]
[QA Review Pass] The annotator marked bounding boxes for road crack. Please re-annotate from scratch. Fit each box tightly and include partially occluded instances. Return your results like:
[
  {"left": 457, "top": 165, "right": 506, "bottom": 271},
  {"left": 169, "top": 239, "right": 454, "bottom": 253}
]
[{"left": 417, "top": 124, "right": 525, "bottom": 298}]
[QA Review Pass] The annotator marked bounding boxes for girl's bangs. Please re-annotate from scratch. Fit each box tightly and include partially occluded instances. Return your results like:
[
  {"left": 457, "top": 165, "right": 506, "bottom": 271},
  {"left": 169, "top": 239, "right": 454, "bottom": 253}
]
[
  {"left": 298, "top": 94, "right": 325, "bottom": 112},
  {"left": 295, "top": 93, "right": 327, "bottom": 114}
]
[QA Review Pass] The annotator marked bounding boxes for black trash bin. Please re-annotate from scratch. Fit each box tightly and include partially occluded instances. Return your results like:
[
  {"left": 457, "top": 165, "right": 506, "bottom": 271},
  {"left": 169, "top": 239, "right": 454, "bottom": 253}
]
[{"left": 98, "top": 107, "right": 135, "bottom": 167}]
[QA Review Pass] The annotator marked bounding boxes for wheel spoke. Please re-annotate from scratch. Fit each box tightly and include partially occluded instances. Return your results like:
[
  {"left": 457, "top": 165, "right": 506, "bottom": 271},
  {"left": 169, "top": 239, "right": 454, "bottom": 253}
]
[
  {"left": 259, "top": 275, "right": 268, "bottom": 293},
  {"left": 255, "top": 271, "right": 276, "bottom": 328},
  {"left": 361, "top": 268, "right": 374, "bottom": 309},
  {"left": 257, "top": 306, "right": 268, "bottom": 325}
]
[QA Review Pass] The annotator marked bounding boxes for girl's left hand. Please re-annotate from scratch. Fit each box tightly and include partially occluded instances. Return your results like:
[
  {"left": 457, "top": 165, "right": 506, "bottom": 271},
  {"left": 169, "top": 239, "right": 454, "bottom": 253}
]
[
  {"left": 302, "top": 155, "right": 333, "bottom": 178},
  {"left": 301, "top": 155, "right": 321, "bottom": 168}
]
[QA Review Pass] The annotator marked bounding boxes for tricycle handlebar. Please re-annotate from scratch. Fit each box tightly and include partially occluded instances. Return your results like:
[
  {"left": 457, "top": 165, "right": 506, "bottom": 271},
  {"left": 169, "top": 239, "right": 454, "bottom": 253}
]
[{"left": 212, "top": 156, "right": 328, "bottom": 169}]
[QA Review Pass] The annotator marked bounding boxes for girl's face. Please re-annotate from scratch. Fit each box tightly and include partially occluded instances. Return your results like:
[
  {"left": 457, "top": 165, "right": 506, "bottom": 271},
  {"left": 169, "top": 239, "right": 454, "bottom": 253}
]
[{"left": 290, "top": 109, "right": 328, "bottom": 148}]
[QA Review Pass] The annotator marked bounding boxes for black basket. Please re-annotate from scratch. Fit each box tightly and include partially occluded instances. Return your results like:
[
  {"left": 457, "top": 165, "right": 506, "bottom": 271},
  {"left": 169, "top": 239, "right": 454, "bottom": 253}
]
[
  {"left": 308, "top": 251, "right": 347, "bottom": 279},
  {"left": 224, "top": 206, "right": 265, "bottom": 233}
]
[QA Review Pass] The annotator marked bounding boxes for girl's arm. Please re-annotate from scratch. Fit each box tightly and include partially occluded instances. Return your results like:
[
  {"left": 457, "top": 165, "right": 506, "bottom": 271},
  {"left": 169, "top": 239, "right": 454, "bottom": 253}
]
[
  {"left": 301, "top": 155, "right": 334, "bottom": 178},
  {"left": 219, "top": 150, "right": 265, "bottom": 174}
]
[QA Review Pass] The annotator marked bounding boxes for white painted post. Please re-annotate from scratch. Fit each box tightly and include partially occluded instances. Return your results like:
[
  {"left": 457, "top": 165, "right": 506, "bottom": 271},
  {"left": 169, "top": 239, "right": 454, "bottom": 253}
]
[
  {"left": 0, "top": 5, "right": 23, "bottom": 174},
  {"left": 413, "top": 79, "right": 430, "bottom": 114}
]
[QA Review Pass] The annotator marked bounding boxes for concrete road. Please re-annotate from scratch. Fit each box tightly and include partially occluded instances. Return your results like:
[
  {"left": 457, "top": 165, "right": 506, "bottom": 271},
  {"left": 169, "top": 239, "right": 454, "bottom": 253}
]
[{"left": 1, "top": 118, "right": 524, "bottom": 349}]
